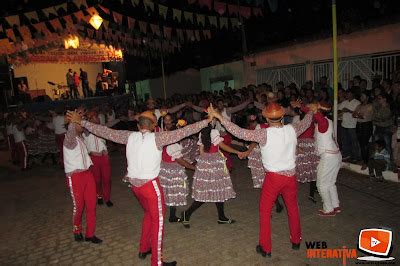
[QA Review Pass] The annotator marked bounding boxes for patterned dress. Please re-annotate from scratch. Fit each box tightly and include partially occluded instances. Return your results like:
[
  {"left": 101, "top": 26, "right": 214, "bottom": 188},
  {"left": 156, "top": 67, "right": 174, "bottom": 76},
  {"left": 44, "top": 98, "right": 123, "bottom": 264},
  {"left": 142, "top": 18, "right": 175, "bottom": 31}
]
[
  {"left": 247, "top": 123, "right": 268, "bottom": 188},
  {"left": 295, "top": 123, "right": 319, "bottom": 183},
  {"left": 192, "top": 129, "right": 236, "bottom": 202},
  {"left": 180, "top": 137, "right": 199, "bottom": 164},
  {"left": 159, "top": 143, "right": 189, "bottom": 206}
]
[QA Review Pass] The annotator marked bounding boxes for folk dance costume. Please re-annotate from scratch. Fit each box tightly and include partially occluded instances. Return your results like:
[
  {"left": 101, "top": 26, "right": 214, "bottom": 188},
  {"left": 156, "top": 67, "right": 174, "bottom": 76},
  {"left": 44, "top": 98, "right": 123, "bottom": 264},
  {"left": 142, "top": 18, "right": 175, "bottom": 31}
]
[
  {"left": 159, "top": 143, "right": 193, "bottom": 222},
  {"left": 180, "top": 137, "right": 199, "bottom": 164},
  {"left": 53, "top": 114, "right": 67, "bottom": 166},
  {"left": 83, "top": 132, "right": 112, "bottom": 207},
  {"left": 12, "top": 123, "right": 28, "bottom": 170},
  {"left": 215, "top": 103, "right": 314, "bottom": 257},
  {"left": 6, "top": 122, "right": 17, "bottom": 163},
  {"left": 181, "top": 127, "right": 238, "bottom": 228},
  {"left": 79, "top": 111, "right": 209, "bottom": 266},
  {"left": 63, "top": 124, "right": 102, "bottom": 244},
  {"left": 295, "top": 115, "right": 319, "bottom": 203},
  {"left": 314, "top": 104, "right": 342, "bottom": 216},
  {"left": 38, "top": 123, "right": 58, "bottom": 165}
]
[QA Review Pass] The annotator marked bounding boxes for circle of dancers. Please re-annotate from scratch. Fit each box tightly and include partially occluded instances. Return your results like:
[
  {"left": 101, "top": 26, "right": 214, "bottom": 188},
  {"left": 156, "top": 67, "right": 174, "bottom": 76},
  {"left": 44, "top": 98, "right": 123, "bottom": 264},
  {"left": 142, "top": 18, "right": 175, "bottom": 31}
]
[{"left": 6, "top": 96, "right": 342, "bottom": 266}]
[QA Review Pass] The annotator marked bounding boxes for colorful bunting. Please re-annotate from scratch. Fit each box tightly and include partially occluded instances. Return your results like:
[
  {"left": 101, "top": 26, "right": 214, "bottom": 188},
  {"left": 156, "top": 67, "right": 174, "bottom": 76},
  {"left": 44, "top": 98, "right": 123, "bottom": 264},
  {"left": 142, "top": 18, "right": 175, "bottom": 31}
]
[
  {"left": 25, "top": 11, "right": 39, "bottom": 23},
  {"left": 49, "top": 18, "right": 63, "bottom": 31},
  {"left": 139, "top": 21, "right": 147, "bottom": 33},
  {"left": 5, "top": 15, "right": 20, "bottom": 27},
  {"left": 230, "top": 17, "right": 239, "bottom": 28},
  {"left": 99, "top": 5, "right": 110, "bottom": 14},
  {"left": 176, "top": 29, "right": 184, "bottom": 41},
  {"left": 159, "top": 5, "right": 168, "bottom": 19},
  {"left": 54, "top": 3, "right": 68, "bottom": 13},
  {"left": 173, "top": 9, "right": 182, "bottom": 22},
  {"left": 131, "top": 0, "right": 140, "bottom": 7},
  {"left": 199, "top": 0, "right": 212, "bottom": 10},
  {"left": 194, "top": 30, "right": 200, "bottom": 41},
  {"left": 73, "top": 0, "right": 88, "bottom": 8},
  {"left": 253, "top": 7, "right": 263, "bottom": 17},
  {"left": 150, "top": 24, "right": 160, "bottom": 36},
  {"left": 203, "top": 29, "right": 211, "bottom": 39},
  {"left": 184, "top": 11, "right": 194, "bottom": 23},
  {"left": 113, "top": 12, "right": 123, "bottom": 24},
  {"left": 127, "top": 17, "right": 136, "bottom": 29},
  {"left": 239, "top": 6, "right": 251, "bottom": 18},
  {"left": 144, "top": 0, "right": 155, "bottom": 11},
  {"left": 219, "top": 17, "right": 228, "bottom": 29},
  {"left": 74, "top": 11, "right": 86, "bottom": 23},
  {"left": 197, "top": 14, "right": 205, "bottom": 27},
  {"left": 208, "top": 16, "right": 217, "bottom": 27},
  {"left": 228, "top": 4, "right": 240, "bottom": 16},
  {"left": 163, "top": 26, "right": 172, "bottom": 39},
  {"left": 214, "top": 1, "right": 227, "bottom": 15},
  {"left": 42, "top": 7, "right": 57, "bottom": 18},
  {"left": 86, "top": 7, "right": 98, "bottom": 16}
]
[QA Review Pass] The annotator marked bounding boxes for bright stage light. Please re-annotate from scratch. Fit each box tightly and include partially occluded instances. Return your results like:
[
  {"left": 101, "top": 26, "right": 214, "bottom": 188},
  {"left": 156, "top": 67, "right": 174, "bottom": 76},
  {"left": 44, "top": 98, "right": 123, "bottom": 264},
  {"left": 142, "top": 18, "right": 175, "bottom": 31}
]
[
  {"left": 64, "top": 35, "right": 80, "bottom": 49},
  {"left": 89, "top": 14, "right": 103, "bottom": 30}
]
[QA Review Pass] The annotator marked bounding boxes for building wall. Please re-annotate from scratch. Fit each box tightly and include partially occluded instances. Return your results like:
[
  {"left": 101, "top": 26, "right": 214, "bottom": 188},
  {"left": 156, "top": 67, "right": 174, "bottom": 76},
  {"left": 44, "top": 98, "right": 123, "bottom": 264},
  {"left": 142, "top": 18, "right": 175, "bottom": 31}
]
[
  {"left": 244, "top": 23, "right": 400, "bottom": 85},
  {"left": 200, "top": 60, "right": 244, "bottom": 91},
  {"left": 148, "top": 68, "right": 201, "bottom": 98},
  {"left": 13, "top": 62, "right": 103, "bottom": 98}
]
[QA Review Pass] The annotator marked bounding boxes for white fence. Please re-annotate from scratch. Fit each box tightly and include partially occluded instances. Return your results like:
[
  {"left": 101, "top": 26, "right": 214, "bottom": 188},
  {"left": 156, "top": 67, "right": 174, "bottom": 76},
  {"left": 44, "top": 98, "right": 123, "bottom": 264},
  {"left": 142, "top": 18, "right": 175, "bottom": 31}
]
[{"left": 256, "top": 52, "right": 400, "bottom": 89}]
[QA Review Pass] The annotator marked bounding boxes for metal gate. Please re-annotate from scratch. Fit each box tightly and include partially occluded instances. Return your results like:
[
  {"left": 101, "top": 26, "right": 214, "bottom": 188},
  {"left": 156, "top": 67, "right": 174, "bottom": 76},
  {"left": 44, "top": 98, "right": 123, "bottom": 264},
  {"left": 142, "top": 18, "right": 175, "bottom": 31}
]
[
  {"left": 313, "top": 53, "right": 400, "bottom": 89},
  {"left": 256, "top": 64, "right": 306, "bottom": 90}
]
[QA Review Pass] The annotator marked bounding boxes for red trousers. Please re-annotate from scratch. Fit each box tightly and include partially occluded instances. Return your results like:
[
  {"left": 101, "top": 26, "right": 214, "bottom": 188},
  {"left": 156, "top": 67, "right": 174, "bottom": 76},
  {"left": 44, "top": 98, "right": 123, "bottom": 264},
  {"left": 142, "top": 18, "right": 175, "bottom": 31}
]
[
  {"left": 15, "top": 141, "right": 27, "bottom": 169},
  {"left": 7, "top": 135, "right": 17, "bottom": 162},
  {"left": 56, "top": 133, "right": 65, "bottom": 165},
  {"left": 222, "top": 133, "right": 233, "bottom": 171},
  {"left": 131, "top": 178, "right": 166, "bottom": 266},
  {"left": 67, "top": 170, "right": 97, "bottom": 237},
  {"left": 90, "top": 154, "right": 111, "bottom": 201},
  {"left": 259, "top": 172, "right": 301, "bottom": 252}
]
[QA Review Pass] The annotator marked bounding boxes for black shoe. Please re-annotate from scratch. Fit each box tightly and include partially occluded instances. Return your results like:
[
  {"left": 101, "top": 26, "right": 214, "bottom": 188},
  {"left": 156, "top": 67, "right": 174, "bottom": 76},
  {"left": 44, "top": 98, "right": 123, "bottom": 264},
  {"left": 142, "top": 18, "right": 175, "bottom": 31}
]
[
  {"left": 308, "top": 196, "right": 317, "bottom": 204},
  {"left": 168, "top": 216, "right": 182, "bottom": 223},
  {"left": 106, "top": 201, "right": 113, "bottom": 207},
  {"left": 74, "top": 233, "right": 83, "bottom": 242},
  {"left": 85, "top": 236, "right": 103, "bottom": 244},
  {"left": 97, "top": 198, "right": 104, "bottom": 205},
  {"left": 138, "top": 250, "right": 151, "bottom": 259},
  {"left": 217, "top": 218, "right": 236, "bottom": 224},
  {"left": 292, "top": 243, "right": 301, "bottom": 250},
  {"left": 256, "top": 245, "right": 271, "bottom": 258},
  {"left": 181, "top": 211, "right": 190, "bottom": 228},
  {"left": 162, "top": 261, "right": 177, "bottom": 266},
  {"left": 276, "top": 202, "right": 284, "bottom": 213}
]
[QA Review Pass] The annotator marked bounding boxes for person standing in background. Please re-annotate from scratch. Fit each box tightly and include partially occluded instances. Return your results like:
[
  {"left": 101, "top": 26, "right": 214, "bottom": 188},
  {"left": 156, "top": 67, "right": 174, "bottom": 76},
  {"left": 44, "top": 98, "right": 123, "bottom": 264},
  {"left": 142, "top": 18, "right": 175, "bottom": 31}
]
[
  {"left": 66, "top": 69, "right": 75, "bottom": 99},
  {"left": 52, "top": 107, "right": 67, "bottom": 168},
  {"left": 73, "top": 72, "right": 80, "bottom": 99},
  {"left": 80, "top": 68, "right": 90, "bottom": 98}
]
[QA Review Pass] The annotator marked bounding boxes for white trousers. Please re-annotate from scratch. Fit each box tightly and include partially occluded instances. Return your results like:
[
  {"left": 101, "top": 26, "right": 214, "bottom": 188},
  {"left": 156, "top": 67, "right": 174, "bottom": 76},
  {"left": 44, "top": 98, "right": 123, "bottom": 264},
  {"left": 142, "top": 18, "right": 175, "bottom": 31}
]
[{"left": 316, "top": 153, "right": 342, "bottom": 212}]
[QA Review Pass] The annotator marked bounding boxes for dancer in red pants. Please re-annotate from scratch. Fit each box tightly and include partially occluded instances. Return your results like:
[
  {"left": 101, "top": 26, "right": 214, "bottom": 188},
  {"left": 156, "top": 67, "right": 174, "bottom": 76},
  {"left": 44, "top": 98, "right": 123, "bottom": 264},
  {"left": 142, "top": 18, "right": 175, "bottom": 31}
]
[
  {"left": 83, "top": 111, "right": 113, "bottom": 207},
  {"left": 63, "top": 121, "right": 102, "bottom": 244},
  {"left": 67, "top": 109, "right": 213, "bottom": 266},
  {"left": 209, "top": 102, "right": 317, "bottom": 258}
]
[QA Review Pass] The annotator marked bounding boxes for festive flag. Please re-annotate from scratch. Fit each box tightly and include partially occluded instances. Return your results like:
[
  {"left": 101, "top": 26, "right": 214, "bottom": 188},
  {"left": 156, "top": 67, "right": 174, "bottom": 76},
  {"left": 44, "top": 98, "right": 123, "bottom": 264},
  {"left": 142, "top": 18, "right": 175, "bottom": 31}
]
[
  {"left": 5, "top": 15, "right": 20, "bottom": 27},
  {"left": 208, "top": 16, "right": 217, "bottom": 27},
  {"left": 220, "top": 17, "right": 228, "bottom": 29},
  {"left": 86, "top": 7, "right": 98, "bottom": 16},
  {"left": 50, "top": 18, "right": 63, "bottom": 31},
  {"left": 159, "top": 5, "right": 168, "bottom": 19},
  {"left": 203, "top": 29, "right": 211, "bottom": 39},
  {"left": 199, "top": 0, "right": 212, "bottom": 9},
  {"left": 24, "top": 11, "right": 39, "bottom": 22},
  {"left": 131, "top": 0, "right": 140, "bottom": 7},
  {"left": 42, "top": 7, "right": 57, "bottom": 18},
  {"left": 73, "top": 0, "right": 88, "bottom": 8},
  {"left": 144, "top": 0, "right": 154, "bottom": 11},
  {"left": 186, "top": 29, "right": 194, "bottom": 41},
  {"left": 253, "top": 7, "right": 263, "bottom": 17},
  {"left": 176, "top": 29, "right": 184, "bottom": 42},
  {"left": 163, "top": 26, "right": 172, "bottom": 39},
  {"left": 19, "top": 26, "right": 32, "bottom": 40},
  {"left": 173, "top": 9, "right": 182, "bottom": 22},
  {"left": 113, "top": 12, "right": 123, "bottom": 24},
  {"left": 239, "top": 6, "right": 251, "bottom": 18},
  {"left": 96, "top": 29, "right": 103, "bottom": 40},
  {"left": 138, "top": 21, "right": 147, "bottom": 33},
  {"left": 127, "top": 17, "right": 136, "bottom": 29},
  {"left": 214, "top": 1, "right": 226, "bottom": 15},
  {"left": 33, "top": 22, "right": 51, "bottom": 36},
  {"left": 228, "top": 4, "right": 239, "bottom": 15},
  {"left": 150, "top": 24, "right": 160, "bottom": 36},
  {"left": 194, "top": 30, "right": 200, "bottom": 41},
  {"left": 197, "top": 14, "right": 205, "bottom": 26},
  {"left": 74, "top": 11, "right": 86, "bottom": 23},
  {"left": 230, "top": 17, "right": 239, "bottom": 28},
  {"left": 103, "top": 20, "right": 109, "bottom": 29},
  {"left": 63, "top": 15, "right": 75, "bottom": 31},
  {"left": 99, "top": 5, "right": 110, "bottom": 14},
  {"left": 55, "top": 3, "right": 68, "bottom": 13},
  {"left": 184, "top": 11, "right": 193, "bottom": 23}
]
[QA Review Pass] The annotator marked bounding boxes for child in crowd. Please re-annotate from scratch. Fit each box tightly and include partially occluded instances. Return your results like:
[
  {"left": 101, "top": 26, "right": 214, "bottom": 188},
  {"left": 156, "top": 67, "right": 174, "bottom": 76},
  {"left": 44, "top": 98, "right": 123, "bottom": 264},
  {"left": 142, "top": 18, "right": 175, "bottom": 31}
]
[{"left": 368, "top": 140, "right": 390, "bottom": 182}]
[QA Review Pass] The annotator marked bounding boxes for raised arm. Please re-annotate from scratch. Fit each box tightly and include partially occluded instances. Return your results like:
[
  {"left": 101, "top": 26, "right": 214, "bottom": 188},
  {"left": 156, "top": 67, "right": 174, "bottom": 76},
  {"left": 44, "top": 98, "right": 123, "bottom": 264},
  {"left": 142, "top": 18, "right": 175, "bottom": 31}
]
[
  {"left": 168, "top": 103, "right": 187, "bottom": 114},
  {"left": 220, "top": 118, "right": 267, "bottom": 145},
  {"left": 226, "top": 100, "right": 251, "bottom": 114},
  {"left": 292, "top": 112, "right": 313, "bottom": 137},
  {"left": 190, "top": 104, "right": 205, "bottom": 113},
  {"left": 64, "top": 123, "right": 78, "bottom": 150},
  {"left": 81, "top": 121, "right": 131, "bottom": 145},
  {"left": 155, "top": 119, "right": 208, "bottom": 149}
]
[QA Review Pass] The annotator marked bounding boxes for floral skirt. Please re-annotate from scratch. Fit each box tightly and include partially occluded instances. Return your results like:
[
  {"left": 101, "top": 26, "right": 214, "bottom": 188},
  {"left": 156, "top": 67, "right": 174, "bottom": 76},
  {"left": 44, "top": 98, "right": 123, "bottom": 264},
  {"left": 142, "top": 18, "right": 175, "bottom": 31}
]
[
  {"left": 192, "top": 152, "right": 236, "bottom": 202},
  {"left": 180, "top": 138, "right": 199, "bottom": 164},
  {"left": 247, "top": 147, "right": 265, "bottom": 188},
  {"left": 295, "top": 138, "right": 319, "bottom": 183},
  {"left": 159, "top": 162, "right": 189, "bottom": 206}
]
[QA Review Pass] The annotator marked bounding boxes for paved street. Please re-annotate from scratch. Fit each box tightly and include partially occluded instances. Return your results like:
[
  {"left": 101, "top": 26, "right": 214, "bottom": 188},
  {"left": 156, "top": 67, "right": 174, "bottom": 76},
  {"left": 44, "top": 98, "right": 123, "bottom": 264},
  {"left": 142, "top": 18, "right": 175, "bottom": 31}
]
[{"left": 0, "top": 150, "right": 399, "bottom": 265}]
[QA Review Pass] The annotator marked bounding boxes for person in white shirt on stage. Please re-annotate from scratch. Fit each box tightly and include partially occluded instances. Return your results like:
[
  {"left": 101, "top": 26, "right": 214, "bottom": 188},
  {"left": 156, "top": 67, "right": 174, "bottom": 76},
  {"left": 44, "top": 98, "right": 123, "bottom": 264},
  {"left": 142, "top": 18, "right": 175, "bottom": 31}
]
[
  {"left": 83, "top": 111, "right": 113, "bottom": 207},
  {"left": 66, "top": 109, "right": 214, "bottom": 266}
]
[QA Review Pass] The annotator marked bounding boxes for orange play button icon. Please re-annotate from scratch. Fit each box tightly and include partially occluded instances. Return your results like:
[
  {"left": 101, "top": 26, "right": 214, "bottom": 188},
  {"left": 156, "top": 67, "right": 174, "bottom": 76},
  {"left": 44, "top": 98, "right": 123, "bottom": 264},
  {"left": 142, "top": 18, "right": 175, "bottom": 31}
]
[{"left": 358, "top": 229, "right": 392, "bottom": 256}]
